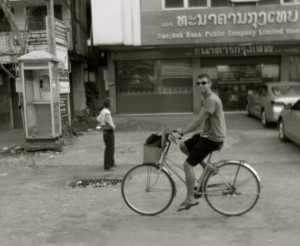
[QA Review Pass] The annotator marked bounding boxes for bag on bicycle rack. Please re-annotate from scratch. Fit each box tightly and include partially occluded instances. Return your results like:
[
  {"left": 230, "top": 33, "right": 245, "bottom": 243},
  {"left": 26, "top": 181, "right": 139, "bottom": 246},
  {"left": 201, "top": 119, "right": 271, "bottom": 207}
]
[
  {"left": 145, "top": 134, "right": 162, "bottom": 147},
  {"left": 144, "top": 134, "right": 163, "bottom": 163}
]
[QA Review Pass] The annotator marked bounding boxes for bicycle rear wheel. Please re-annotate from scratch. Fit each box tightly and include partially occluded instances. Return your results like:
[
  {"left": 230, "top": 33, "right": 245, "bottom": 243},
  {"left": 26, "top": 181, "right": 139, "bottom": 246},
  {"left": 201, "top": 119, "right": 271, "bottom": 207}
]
[
  {"left": 121, "top": 163, "right": 175, "bottom": 216},
  {"left": 204, "top": 162, "right": 260, "bottom": 216}
]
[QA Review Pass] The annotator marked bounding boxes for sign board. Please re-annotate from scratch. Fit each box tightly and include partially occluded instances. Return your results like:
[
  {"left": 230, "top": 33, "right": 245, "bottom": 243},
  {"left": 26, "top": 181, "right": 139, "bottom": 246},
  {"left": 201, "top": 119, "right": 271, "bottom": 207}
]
[
  {"left": 60, "top": 93, "right": 71, "bottom": 124},
  {"left": 60, "top": 94, "right": 69, "bottom": 119},
  {"left": 59, "top": 70, "right": 70, "bottom": 94},
  {"left": 56, "top": 45, "right": 69, "bottom": 70},
  {"left": 141, "top": 5, "right": 300, "bottom": 45},
  {"left": 55, "top": 19, "right": 68, "bottom": 48},
  {"left": 27, "top": 31, "right": 48, "bottom": 46}
]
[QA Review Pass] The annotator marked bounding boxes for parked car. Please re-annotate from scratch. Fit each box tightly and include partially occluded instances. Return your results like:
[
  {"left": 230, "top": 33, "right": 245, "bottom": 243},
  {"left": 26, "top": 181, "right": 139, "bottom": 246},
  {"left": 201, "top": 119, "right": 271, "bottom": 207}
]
[
  {"left": 246, "top": 82, "right": 300, "bottom": 127},
  {"left": 278, "top": 99, "right": 300, "bottom": 146}
]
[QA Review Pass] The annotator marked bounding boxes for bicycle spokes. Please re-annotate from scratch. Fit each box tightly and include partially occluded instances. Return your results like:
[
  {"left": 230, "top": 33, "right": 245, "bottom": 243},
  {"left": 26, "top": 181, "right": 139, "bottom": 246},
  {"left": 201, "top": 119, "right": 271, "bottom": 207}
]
[
  {"left": 204, "top": 162, "right": 260, "bottom": 216},
  {"left": 121, "top": 164, "right": 175, "bottom": 216}
]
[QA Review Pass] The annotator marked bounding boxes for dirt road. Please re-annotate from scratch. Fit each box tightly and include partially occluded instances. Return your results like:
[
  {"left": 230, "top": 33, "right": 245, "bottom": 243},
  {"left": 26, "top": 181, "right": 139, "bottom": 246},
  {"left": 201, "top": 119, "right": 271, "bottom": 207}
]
[{"left": 1, "top": 113, "right": 300, "bottom": 246}]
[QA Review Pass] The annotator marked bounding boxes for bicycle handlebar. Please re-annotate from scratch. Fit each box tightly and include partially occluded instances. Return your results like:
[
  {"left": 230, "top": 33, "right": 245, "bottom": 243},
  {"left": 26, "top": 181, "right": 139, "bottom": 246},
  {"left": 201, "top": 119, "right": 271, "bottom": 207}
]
[{"left": 162, "top": 128, "right": 182, "bottom": 145}]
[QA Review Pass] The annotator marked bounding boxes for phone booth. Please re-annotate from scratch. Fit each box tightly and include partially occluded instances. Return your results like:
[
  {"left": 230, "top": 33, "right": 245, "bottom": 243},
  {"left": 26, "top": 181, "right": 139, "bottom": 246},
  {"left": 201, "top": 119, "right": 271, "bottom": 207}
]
[{"left": 17, "top": 50, "right": 62, "bottom": 140}]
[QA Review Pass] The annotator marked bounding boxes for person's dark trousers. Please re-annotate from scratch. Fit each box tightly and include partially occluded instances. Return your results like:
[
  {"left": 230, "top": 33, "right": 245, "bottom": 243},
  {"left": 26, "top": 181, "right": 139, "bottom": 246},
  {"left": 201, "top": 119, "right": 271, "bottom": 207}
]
[{"left": 103, "top": 130, "right": 115, "bottom": 170}]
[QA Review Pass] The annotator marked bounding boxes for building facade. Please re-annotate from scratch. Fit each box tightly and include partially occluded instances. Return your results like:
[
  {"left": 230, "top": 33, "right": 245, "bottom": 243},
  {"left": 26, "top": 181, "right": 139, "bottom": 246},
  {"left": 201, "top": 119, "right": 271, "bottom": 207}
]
[
  {"left": 91, "top": 0, "right": 300, "bottom": 114},
  {"left": 0, "top": 0, "right": 89, "bottom": 130}
]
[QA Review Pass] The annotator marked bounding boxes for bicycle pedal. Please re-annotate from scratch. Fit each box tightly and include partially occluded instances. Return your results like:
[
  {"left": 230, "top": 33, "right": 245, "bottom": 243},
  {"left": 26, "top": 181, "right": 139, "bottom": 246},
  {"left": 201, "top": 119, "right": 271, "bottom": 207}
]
[
  {"left": 194, "top": 187, "right": 203, "bottom": 199},
  {"left": 194, "top": 193, "right": 202, "bottom": 199}
]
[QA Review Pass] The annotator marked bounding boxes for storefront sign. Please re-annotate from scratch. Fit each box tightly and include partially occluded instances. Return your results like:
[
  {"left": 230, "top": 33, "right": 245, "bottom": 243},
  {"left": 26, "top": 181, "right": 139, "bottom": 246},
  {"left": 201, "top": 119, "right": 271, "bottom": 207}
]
[
  {"left": 189, "top": 45, "right": 274, "bottom": 56},
  {"left": 55, "top": 19, "right": 68, "bottom": 48},
  {"left": 27, "top": 31, "right": 48, "bottom": 45},
  {"left": 141, "top": 5, "right": 300, "bottom": 45},
  {"left": 60, "top": 94, "right": 69, "bottom": 121}
]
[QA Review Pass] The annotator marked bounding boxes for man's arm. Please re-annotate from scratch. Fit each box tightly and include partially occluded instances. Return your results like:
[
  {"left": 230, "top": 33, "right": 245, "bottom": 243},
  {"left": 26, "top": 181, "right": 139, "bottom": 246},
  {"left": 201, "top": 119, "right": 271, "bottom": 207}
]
[
  {"left": 105, "top": 113, "right": 116, "bottom": 130},
  {"left": 181, "top": 111, "right": 210, "bottom": 136}
]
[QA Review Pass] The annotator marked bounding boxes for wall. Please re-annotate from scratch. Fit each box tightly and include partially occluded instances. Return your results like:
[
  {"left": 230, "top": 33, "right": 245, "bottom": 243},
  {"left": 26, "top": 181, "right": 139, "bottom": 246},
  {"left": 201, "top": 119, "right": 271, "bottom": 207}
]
[
  {"left": 141, "top": 0, "right": 161, "bottom": 11},
  {"left": 0, "top": 73, "right": 12, "bottom": 130},
  {"left": 71, "top": 0, "right": 88, "bottom": 56},
  {"left": 71, "top": 62, "right": 86, "bottom": 115}
]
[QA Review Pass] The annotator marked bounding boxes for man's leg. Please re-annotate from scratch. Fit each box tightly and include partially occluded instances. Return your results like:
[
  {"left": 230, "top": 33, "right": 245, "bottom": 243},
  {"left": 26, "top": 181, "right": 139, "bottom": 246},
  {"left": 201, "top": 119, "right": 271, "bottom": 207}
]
[
  {"left": 179, "top": 142, "right": 189, "bottom": 156},
  {"left": 183, "top": 161, "right": 196, "bottom": 203},
  {"left": 179, "top": 138, "right": 197, "bottom": 204},
  {"left": 103, "top": 131, "right": 114, "bottom": 170}
]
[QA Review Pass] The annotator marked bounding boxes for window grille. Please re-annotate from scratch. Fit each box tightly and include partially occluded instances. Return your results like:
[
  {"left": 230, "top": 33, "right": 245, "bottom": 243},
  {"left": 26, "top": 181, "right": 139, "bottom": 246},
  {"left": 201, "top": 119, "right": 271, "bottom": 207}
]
[{"left": 27, "top": 5, "right": 62, "bottom": 31}]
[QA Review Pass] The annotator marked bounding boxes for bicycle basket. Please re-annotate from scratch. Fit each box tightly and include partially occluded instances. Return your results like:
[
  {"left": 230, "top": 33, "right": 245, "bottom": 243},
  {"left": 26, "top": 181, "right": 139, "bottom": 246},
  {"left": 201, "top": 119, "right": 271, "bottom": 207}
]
[{"left": 143, "top": 145, "right": 163, "bottom": 163}]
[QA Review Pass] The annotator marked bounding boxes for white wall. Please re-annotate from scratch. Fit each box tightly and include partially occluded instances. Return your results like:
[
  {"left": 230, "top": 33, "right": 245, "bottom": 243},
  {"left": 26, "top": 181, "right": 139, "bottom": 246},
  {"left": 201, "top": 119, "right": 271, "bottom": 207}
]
[{"left": 91, "top": 0, "right": 141, "bottom": 46}]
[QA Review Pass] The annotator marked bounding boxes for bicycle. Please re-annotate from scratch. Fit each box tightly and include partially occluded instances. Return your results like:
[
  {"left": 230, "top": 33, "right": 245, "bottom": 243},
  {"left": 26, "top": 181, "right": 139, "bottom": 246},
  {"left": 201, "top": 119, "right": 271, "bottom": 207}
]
[{"left": 121, "top": 129, "right": 261, "bottom": 216}]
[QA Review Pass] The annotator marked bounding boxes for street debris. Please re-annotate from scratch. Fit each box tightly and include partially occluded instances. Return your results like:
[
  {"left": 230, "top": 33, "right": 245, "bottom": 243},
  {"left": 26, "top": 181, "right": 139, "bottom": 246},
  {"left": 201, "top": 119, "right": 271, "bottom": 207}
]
[{"left": 67, "top": 177, "right": 123, "bottom": 188}]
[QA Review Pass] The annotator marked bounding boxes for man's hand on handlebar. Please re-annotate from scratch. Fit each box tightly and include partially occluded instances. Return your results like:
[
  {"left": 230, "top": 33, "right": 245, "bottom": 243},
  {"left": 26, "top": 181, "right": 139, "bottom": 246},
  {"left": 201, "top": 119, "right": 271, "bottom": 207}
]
[{"left": 169, "top": 129, "right": 183, "bottom": 144}]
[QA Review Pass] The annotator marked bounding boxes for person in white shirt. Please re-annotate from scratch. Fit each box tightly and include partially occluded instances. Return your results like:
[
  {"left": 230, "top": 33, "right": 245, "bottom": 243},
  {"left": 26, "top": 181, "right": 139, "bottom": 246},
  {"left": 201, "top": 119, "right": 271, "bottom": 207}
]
[{"left": 97, "top": 98, "right": 116, "bottom": 171}]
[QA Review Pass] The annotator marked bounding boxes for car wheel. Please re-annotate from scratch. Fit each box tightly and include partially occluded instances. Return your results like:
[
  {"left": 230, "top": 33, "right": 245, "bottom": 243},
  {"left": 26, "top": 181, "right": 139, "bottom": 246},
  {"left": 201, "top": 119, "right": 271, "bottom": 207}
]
[
  {"left": 246, "top": 103, "right": 251, "bottom": 117},
  {"left": 261, "top": 110, "right": 269, "bottom": 127},
  {"left": 278, "top": 119, "right": 288, "bottom": 142}
]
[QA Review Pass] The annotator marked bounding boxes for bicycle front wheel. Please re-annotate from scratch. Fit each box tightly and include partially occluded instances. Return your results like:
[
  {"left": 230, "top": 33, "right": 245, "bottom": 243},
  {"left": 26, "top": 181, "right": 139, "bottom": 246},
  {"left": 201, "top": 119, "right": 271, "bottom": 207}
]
[
  {"left": 204, "top": 162, "right": 260, "bottom": 216},
  {"left": 121, "top": 163, "right": 175, "bottom": 216}
]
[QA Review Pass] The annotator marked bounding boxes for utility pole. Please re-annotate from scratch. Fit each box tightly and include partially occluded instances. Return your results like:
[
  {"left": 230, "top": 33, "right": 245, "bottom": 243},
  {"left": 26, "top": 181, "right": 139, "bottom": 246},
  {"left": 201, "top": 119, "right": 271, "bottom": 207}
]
[
  {"left": 0, "top": 0, "right": 26, "bottom": 78},
  {"left": 45, "top": 0, "right": 56, "bottom": 56}
]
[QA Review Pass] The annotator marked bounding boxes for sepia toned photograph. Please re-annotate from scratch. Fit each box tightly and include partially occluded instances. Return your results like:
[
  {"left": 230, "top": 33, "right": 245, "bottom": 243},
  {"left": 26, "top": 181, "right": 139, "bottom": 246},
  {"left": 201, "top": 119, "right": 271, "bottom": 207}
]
[{"left": 1, "top": 0, "right": 300, "bottom": 245}]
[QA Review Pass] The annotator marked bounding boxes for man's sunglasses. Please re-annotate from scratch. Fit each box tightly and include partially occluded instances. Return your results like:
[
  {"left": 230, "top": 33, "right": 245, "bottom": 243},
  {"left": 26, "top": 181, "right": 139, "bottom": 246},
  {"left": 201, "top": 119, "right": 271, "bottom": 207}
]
[{"left": 196, "top": 81, "right": 208, "bottom": 86}]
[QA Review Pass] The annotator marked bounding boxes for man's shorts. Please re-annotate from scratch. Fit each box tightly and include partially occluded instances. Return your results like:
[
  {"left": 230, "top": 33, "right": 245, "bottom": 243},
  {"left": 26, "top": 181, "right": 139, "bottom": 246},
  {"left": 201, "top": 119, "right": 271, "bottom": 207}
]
[{"left": 184, "top": 134, "right": 223, "bottom": 166}]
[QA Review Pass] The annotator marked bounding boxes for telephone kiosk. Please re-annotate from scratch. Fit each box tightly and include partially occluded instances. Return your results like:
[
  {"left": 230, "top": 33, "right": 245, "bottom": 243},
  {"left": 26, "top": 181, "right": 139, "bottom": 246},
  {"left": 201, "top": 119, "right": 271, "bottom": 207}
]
[{"left": 18, "top": 51, "right": 62, "bottom": 140}]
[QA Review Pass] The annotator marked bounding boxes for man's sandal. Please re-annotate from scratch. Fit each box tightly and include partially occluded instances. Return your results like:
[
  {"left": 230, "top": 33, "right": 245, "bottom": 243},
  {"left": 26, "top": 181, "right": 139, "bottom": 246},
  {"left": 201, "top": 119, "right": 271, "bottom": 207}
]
[{"left": 177, "top": 201, "right": 199, "bottom": 212}]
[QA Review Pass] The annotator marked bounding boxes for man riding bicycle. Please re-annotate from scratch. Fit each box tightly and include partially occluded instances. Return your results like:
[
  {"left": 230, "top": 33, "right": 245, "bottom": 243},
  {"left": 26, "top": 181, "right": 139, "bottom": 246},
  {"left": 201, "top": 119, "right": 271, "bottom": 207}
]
[{"left": 171, "top": 73, "right": 226, "bottom": 212}]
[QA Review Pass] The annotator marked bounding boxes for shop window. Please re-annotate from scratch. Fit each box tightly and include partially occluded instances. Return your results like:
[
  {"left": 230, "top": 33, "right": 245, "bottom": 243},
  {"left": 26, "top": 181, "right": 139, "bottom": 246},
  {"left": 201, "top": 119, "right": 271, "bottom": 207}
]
[
  {"left": 116, "top": 59, "right": 193, "bottom": 95},
  {"left": 211, "top": 0, "right": 279, "bottom": 6},
  {"left": 27, "top": 5, "right": 62, "bottom": 31},
  {"left": 289, "top": 56, "right": 300, "bottom": 81},
  {"left": 230, "top": 0, "right": 259, "bottom": 6},
  {"left": 281, "top": 0, "right": 300, "bottom": 4},
  {"left": 116, "top": 59, "right": 193, "bottom": 113},
  {"left": 165, "top": 0, "right": 184, "bottom": 8},
  {"left": 0, "top": 9, "right": 11, "bottom": 32},
  {"left": 188, "top": 0, "right": 207, "bottom": 7},
  {"left": 211, "top": 0, "right": 232, "bottom": 7},
  {"left": 261, "top": 64, "right": 280, "bottom": 82},
  {"left": 159, "top": 60, "right": 193, "bottom": 93},
  {"left": 164, "top": 0, "right": 208, "bottom": 9},
  {"left": 259, "top": 0, "right": 280, "bottom": 5},
  {"left": 116, "top": 61, "right": 155, "bottom": 94}
]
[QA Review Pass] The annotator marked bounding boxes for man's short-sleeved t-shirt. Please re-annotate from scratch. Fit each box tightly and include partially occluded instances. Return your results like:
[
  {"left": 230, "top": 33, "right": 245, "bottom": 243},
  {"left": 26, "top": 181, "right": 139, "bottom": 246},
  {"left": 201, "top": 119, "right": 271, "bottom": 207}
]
[{"left": 201, "top": 92, "right": 226, "bottom": 142}]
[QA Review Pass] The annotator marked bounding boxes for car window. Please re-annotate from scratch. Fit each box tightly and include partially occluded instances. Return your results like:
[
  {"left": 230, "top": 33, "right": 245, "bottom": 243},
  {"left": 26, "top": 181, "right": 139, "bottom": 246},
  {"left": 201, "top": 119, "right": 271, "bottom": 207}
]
[
  {"left": 271, "top": 85, "right": 300, "bottom": 96},
  {"left": 292, "top": 100, "right": 300, "bottom": 110}
]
